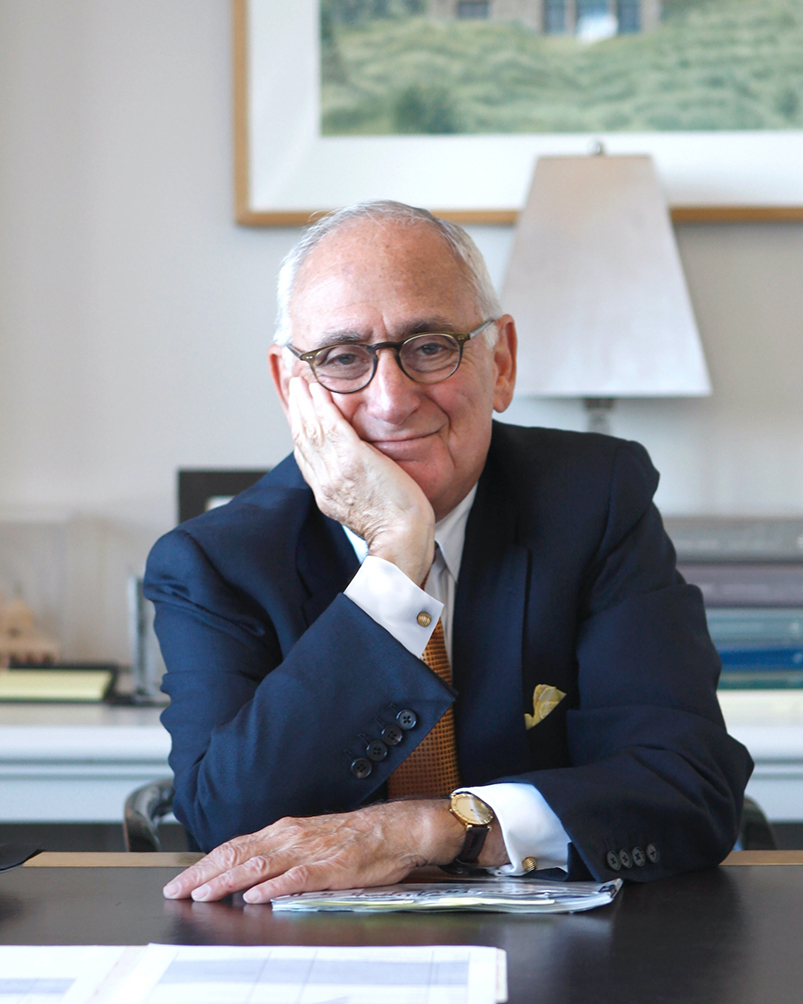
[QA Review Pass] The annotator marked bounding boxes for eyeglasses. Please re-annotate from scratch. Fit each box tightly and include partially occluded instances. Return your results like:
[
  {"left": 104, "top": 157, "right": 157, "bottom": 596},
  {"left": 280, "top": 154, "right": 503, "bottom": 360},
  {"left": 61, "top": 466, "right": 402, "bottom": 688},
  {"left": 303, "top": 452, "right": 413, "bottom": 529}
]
[{"left": 286, "top": 319, "right": 496, "bottom": 394}]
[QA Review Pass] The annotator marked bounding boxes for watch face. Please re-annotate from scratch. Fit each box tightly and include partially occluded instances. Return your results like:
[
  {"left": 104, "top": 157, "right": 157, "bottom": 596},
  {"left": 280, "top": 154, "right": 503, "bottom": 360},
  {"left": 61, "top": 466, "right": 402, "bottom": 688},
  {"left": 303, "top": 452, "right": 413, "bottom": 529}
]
[{"left": 451, "top": 792, "right": 494, "bottom": 827}]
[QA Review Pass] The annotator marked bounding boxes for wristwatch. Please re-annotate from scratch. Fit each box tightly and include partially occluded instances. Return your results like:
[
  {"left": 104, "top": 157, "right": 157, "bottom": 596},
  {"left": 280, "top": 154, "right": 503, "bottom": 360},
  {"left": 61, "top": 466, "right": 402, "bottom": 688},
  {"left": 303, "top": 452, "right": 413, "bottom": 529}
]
[{"left": 447, "top": 791, "right": 495, "bottom": 870}]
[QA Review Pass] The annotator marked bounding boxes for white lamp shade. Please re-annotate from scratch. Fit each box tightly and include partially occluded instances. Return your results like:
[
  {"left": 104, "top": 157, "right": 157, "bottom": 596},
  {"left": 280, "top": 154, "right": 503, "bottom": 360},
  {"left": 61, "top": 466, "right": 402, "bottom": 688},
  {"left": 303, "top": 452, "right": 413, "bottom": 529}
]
[{"left": 502, "top": 155, "right": 711, "bottom": 398}]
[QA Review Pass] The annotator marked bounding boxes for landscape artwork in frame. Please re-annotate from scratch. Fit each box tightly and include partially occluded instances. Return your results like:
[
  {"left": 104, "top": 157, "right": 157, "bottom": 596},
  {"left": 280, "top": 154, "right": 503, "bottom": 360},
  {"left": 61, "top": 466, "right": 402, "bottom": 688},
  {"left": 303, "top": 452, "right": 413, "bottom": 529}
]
[{"left": 236, "top": 0, "right": 803, "bottom": 223}]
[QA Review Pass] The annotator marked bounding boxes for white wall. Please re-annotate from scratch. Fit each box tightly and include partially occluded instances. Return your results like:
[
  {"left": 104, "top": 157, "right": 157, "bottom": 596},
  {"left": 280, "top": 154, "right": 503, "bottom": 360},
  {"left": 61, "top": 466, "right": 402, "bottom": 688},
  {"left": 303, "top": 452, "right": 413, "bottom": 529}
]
[{"left": 1, "top": 0, "right": 802, "bottom": 662}]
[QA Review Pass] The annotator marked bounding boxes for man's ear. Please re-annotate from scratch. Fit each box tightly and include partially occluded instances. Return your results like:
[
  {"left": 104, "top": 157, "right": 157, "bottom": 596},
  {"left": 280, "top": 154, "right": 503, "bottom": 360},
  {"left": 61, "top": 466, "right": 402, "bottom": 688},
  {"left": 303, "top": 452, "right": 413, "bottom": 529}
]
[
  {"left": 492, "top": 315, "right": 517, "bottom": 413},
  {"left": 268, "top": 344, "right": 292, "bottom": 419}
]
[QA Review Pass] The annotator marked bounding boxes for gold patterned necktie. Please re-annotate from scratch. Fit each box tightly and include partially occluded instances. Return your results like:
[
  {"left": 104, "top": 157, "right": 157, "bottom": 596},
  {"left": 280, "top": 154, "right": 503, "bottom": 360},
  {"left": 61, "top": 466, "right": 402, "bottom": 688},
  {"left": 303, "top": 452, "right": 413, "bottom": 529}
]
[{"left": 387, "top": 618, "right": 461, "bottom": 798}]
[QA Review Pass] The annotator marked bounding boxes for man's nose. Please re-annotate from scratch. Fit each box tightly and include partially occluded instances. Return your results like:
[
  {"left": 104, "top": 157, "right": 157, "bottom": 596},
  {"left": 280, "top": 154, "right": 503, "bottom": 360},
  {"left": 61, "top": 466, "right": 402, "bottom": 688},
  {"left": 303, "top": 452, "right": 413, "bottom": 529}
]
[{"left": 363, "top": 346, "right": 420, "bottom": 421}]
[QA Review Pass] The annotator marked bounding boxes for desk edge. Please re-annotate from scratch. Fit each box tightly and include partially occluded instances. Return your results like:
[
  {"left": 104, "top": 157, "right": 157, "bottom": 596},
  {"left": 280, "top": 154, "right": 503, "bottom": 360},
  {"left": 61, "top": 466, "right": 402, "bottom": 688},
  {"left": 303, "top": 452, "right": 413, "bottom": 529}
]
[
  {"left": 723, "top": 850, "right": 803, "bottom": 865},
  {"left": 23, "top": 851, "right": 204, "bottom": 868},
  {"left": 22, "top": 850, "right": 803, "bottom": 868}
]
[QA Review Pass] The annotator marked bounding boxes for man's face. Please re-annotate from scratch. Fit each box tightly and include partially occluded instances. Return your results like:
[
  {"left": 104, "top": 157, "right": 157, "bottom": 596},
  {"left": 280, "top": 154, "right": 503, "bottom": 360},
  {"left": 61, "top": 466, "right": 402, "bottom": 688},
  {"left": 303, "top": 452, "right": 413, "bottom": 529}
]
[{"left": 269, "top": 219, "right": 516, "bottom": 521}]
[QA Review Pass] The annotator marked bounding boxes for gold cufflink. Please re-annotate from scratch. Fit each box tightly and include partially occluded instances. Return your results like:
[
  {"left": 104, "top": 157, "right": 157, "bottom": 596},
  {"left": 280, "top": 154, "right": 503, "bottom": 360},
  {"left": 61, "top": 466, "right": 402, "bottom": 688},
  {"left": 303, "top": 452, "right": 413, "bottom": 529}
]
[
  {"left": 416, "top": 611, "right": 432, "bottom": 627},
  {"left": 522, "top": 856, "right": 537, "bottom": 872}
]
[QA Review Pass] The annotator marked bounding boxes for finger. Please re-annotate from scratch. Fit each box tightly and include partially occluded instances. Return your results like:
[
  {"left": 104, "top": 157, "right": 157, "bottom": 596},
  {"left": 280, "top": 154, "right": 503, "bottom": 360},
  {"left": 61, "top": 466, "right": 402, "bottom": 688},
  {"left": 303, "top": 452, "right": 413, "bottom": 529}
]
[
  {"left": 189, "top": 853, "right": 281, "bottom": 902},
  {"left": 242, "top": 852, "right": 416, "bottom": 905},
  {"left": 162, "top": 836, "right": 255, "bottom": 899},
  {"left": 241, "top": 862, "right": 330, "bottom": 905},
  {"left": 305, "top": 377, "right": 343, "bottom": 421},
  {"left": 289, "top": 378, "right": 363, "bottom": 493},
  {"left": 305, "top": 380, "right": 362, "bottom": 450},
  {"left": 307, "top": 380, "right": 357, "bottom": 437},
  {"left": 287, "top": 377, "right": 322, "bottom": 447}
]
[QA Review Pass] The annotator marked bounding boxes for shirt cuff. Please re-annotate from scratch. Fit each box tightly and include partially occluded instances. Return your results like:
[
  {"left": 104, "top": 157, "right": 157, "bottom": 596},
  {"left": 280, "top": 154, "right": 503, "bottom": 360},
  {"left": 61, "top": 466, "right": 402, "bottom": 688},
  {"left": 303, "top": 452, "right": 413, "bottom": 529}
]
[
  {"left": 458, "top": 782, "right": 570, "bottom": 875},
  {"left": 344, "top": 555, "right": 443, "bottom": 659}
]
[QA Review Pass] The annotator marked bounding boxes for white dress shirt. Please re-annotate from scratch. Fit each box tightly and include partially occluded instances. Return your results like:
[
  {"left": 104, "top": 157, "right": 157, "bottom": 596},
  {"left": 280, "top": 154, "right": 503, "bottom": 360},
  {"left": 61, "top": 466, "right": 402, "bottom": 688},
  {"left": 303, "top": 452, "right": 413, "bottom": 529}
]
[{"left": 343, "top": 488, "right": 569, "bottom": 874}]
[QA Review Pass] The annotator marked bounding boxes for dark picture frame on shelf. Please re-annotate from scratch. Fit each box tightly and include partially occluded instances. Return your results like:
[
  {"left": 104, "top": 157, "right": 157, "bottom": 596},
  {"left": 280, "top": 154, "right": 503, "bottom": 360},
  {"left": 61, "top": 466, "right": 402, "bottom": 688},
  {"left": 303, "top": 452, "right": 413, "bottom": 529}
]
[{"left": 177, "top": 470, "right": 269, "bottom": 525}]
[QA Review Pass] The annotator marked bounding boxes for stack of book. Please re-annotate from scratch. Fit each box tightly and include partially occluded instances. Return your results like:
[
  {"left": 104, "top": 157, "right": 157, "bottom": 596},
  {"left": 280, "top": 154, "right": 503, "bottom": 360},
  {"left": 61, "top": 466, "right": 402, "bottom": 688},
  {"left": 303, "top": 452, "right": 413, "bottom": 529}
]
[{"left": 665, "top": 518, "right": 803, "bottom": 690}]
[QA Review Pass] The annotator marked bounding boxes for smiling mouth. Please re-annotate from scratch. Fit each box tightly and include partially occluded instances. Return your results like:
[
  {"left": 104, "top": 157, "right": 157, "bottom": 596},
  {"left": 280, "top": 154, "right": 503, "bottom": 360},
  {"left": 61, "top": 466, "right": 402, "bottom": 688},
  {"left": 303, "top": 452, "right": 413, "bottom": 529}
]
[
  {"left": 369, "top": 432, "right": 435, "bottom": 446},
  {"left": 368, "top": 432, "right": 439, "bottom": 456}
]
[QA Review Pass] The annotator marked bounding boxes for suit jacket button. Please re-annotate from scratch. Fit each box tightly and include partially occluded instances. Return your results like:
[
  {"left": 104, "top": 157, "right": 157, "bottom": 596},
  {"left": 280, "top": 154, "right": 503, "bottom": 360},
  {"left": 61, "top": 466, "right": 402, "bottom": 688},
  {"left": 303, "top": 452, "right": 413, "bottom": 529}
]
[
  {"left": 382, "top": 724, "right": 404, "bottom": 746},
  {"left": 397, "top": 709, "right": 418, "bottom": 730},
  {"left": 367, "top": 740, "right": 388, "bottom": 762},
  {"left": 350, "top": 758, "right": 372, "bottom": 779},
  {"left": 632, "top": 846, "right": 645, "bottom": 867},
  {"left": 606, "top": 851, "right": 621, "bottom": 871},
  {"left": 619, "top": 848, "right": 632, "bottom": 869},
  {"left": 646, "top": 843, "right": 660, "bottom": 863}
]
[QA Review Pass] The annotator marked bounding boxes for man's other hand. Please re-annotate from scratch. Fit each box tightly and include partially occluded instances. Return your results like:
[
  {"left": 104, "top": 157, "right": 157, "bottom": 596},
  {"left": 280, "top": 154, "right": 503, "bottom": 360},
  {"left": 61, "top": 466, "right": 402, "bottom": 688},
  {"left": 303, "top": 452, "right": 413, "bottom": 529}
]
[
  {"left": 162, "top": 799, "right": 506, "bottom": 904},
  {"left": 287, "top": 377, "right": 435, "bottom": 585}
]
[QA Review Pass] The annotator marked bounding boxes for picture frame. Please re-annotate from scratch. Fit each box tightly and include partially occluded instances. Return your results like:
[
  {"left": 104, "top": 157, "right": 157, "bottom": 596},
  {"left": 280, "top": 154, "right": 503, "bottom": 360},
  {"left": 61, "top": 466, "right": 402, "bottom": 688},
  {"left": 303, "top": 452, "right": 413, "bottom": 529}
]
[
  {"left": 233, "top": 0, "right": 803, "bottom": 226},
  {"left": 177, "top": 469, "right": 268, "bottom": 524}
]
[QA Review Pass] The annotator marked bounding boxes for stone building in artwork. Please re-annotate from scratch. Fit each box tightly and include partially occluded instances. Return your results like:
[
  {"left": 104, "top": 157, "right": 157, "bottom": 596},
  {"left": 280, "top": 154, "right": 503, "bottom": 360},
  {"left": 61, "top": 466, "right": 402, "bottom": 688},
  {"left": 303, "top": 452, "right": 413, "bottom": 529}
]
[{"left": 427, "top": 0, "right": 662, "bottom": 36}]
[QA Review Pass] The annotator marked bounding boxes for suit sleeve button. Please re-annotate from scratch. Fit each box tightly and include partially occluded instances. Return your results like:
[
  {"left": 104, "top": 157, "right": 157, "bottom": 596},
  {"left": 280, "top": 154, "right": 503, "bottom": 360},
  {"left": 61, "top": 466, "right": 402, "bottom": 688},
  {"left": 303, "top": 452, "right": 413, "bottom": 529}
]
[
  {"left": 632, "top": 847, "right": 645, "bottom": 867},
  {"left": 382, "top": 724, "right": 404, "bottom": 746},
  {"left": 606, "top": 851, "right": 621, "bottom": 871},
  {"left": 396, "top": 709, "right": 418, "bottom": 730},
  {"left": 367, "top": 740, "right": 388, "bottom": 762},
  {"left": 350, "top": 758, "right": 372, "bottom": 779},
  {"left": 646, "top": 843, "right": 660, "bottom": 863},
  {"left": 416, "top": 611, "right": 432, "bottom": 627},
  {"left": 619, "top": 848, "right": 632, "bottom": 869}
]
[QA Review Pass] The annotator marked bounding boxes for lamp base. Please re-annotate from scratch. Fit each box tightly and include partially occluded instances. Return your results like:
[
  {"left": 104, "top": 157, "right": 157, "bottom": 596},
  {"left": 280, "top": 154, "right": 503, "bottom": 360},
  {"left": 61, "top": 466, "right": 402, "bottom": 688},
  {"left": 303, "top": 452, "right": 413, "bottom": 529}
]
[{"left": 584, "top": 398, "right": 615, "bottom": 436}]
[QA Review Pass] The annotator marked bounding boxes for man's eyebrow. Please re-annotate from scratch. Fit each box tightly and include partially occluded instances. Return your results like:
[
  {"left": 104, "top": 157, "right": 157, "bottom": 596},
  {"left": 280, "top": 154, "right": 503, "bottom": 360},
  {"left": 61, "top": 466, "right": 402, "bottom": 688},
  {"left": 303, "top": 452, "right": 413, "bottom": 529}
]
[
  {"left": 403, "top": 316, "right": 462, "bottom": 335},
  {"left": 309, "top": 331, "right": 365, "bottom": 350},
  {"left": 310, "top": 316, "right": 462, "bottom": 349}
]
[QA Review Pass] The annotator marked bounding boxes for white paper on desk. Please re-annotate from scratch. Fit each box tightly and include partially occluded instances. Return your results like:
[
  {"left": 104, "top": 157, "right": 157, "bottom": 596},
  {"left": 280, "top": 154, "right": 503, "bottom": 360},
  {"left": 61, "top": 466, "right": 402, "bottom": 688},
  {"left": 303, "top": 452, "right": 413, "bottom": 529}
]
[
  {"left": 0, "top": 946, "right": 126, "bottom": 1004},
  {"left": 106, "top": 943, "right": 507, "bottom": 1004}
]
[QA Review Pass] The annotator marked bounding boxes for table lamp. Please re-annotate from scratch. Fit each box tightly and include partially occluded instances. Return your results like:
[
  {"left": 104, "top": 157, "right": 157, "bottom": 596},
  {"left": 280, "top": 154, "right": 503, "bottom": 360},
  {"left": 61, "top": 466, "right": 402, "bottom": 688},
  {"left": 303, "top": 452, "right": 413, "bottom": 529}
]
[{"left": 501, "top": 152, "right": 711, "bottom": 434}]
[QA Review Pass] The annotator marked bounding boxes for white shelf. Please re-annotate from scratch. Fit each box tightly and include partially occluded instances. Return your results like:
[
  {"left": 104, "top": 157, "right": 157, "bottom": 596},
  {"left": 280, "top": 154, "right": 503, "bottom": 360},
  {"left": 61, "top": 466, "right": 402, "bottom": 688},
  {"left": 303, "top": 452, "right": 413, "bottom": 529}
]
[
  {"left": 719, "top": 691, "right": 803, "bottom": 821},
  {"left": 2, "top": 696, "right": 802, "bottom": 823},
  {"left": 0, "top": 704, "right": 170, "bottom": 823}
]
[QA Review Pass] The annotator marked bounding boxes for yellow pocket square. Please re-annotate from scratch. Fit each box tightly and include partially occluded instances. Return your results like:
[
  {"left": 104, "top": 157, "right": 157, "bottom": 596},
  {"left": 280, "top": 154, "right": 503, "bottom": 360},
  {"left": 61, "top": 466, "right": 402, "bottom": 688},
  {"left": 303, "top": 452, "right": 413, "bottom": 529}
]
[{"left": 524, "top": 684, "right": 566, "bottom": 729}]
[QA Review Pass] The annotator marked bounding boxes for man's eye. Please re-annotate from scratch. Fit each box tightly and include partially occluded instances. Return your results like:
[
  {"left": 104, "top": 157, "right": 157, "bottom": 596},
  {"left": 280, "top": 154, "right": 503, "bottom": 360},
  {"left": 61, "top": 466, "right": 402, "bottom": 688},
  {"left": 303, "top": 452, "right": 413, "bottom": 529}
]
[
  {"left": 411, "top": 339, "right": 450, "bottom": 358},
  {"left": 319, "top": 347, "right": 365, "bottom": 369},
  {"left": 418, "top": 341, "right": 448, "bottom": 356},
  {"left": 404, "top": 337, "right": 458, "bottom": 370}
]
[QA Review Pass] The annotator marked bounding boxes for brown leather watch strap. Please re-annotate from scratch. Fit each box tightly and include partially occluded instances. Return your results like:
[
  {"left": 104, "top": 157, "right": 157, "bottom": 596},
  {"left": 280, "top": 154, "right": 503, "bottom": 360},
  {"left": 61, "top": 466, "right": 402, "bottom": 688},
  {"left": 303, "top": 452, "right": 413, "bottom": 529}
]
[{"left": 443, "top": 824, "right": 489, "bottom": 874}]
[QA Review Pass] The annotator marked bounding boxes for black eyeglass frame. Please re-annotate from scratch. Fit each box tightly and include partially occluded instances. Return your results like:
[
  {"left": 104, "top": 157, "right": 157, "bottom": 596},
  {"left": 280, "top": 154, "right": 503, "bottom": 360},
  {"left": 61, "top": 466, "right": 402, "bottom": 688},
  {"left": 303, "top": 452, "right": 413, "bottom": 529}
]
[{"left": 285, "top": 318, "right": 497, "bottom": 394}]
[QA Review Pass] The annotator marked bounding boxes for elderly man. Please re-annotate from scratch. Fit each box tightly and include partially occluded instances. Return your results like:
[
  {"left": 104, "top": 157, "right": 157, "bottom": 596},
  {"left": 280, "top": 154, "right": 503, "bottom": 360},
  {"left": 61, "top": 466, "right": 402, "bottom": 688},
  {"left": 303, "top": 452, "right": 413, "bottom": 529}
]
[{"left": 145, "top": 201, "right": 751, "bottom": 905}]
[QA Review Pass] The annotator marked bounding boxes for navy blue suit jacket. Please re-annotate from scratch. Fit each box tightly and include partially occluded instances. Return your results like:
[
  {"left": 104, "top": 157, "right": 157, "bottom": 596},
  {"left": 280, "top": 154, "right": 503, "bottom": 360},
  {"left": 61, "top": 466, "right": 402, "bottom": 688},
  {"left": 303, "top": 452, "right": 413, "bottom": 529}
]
[{"left": 144, "top": 422, "right": 752, "bottom": 880}]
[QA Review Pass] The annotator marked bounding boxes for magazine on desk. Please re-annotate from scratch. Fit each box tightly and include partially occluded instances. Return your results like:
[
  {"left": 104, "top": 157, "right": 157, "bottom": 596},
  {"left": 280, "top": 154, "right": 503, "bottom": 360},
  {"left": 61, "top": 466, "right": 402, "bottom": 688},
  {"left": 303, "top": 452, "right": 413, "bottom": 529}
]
[{"left": 271, "top": 875, "right": 623, "bottom": 914}]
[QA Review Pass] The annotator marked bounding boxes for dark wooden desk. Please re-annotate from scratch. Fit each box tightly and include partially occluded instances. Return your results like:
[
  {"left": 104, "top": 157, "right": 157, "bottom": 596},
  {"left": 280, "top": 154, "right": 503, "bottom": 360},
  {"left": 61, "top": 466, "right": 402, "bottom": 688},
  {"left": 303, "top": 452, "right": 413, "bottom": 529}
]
[{"left": 2, "top": 852, "right": 803, "bottom": 1004}]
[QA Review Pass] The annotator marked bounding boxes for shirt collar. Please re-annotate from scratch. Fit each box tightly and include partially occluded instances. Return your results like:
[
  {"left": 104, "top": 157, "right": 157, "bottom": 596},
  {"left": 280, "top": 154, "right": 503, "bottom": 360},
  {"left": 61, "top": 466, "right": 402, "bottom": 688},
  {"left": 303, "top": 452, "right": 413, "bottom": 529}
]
[
  {"left": 433, "top": 484, "right": 477, "bottom": 582},
  {"left": 342, "top": 484, "right": 478, "bottom": 582}
]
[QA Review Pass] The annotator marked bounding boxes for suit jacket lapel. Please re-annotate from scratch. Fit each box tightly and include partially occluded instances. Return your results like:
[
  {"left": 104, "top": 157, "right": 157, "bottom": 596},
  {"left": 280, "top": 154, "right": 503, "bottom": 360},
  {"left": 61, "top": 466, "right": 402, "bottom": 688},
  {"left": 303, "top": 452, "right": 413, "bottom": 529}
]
[
  {"left": 290, "top": 445, "right": 532, "bottom": 784},
  {"left": 294, "top": 487, "right": 360, "bottom": 630},
  {"left": 452, "top": 447, "right": 532, "bottom": 784}
]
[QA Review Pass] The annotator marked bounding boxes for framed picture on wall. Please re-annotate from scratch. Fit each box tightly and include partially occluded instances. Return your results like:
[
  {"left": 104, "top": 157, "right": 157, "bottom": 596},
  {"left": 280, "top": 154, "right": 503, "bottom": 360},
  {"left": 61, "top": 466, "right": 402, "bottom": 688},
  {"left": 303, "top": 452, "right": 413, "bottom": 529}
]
[{"left": 233, "top": 0, "right": 803, "bottom": 224}]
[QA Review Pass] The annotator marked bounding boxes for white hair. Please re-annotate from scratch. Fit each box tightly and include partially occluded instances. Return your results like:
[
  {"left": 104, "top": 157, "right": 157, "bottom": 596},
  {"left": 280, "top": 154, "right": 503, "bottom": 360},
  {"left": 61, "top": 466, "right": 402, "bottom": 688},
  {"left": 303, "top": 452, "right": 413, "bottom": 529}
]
[{"left": 273, "top": 200, "right": 502, "bottom": 347}]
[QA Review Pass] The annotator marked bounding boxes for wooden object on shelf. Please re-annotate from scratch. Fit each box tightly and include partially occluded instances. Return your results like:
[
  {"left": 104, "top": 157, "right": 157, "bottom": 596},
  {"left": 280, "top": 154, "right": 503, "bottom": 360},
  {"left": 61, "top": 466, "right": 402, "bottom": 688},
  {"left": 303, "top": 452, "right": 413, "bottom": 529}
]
[{"left": 0, "top": 595, "right": 60, "bottom": 667}]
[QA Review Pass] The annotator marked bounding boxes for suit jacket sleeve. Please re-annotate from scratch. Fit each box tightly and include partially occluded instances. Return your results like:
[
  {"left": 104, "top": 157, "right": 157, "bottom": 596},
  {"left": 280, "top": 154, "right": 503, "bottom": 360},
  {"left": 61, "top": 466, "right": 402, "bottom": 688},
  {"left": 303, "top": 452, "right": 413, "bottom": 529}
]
[
  {"left": 487, "top": 435, "right": 753, "bottom": 883},
  {"left": 146, "top": 435, "right": 752, "bottom": 877},
  {"left": 144, "top": 499, "right": 455, "bottom": 852}
]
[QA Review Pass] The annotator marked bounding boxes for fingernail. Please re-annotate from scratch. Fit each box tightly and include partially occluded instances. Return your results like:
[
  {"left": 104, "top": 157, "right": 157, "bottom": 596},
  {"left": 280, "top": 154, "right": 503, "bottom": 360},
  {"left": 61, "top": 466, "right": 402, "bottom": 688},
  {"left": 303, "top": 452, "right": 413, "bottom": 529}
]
[
  {"left": 243, "top": 889, "right": 259, "bottom": 904},
  {"left": 191, "top": 884, "right": 211, "bottom": 902},
  {"left": 163, "top": 881, "right": 179, "bottom": 898}
]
